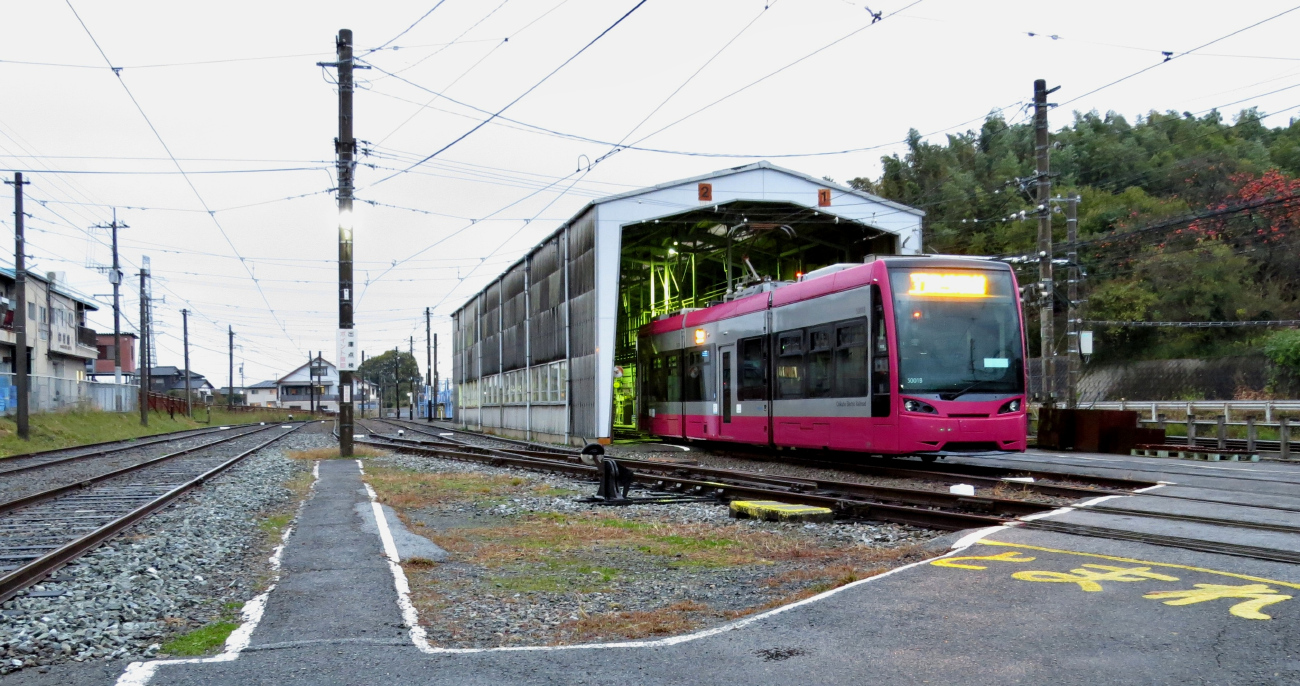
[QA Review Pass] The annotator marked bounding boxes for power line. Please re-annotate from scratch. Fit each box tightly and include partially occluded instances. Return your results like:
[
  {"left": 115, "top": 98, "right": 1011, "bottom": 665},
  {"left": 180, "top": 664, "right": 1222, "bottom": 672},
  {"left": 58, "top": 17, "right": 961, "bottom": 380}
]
[
  {"left": 618, "top": 0, "right": 924, "bottom": 149},
  {"left": 1059, "top": 5, "right": 1300, "bottom": 108},
  {"left": 0, "top": 166, "right": 328, "bottom": 175},
  {"left": 64, "top": 0, "right": 301, "bottom": 356},
  {"left": 365, "top": 1, "right": 452, "bottom": 55},
  {"left": 1086, "top": 320, "right": 1300, "bottom": 328},
  {"left": 367, "top": 0, "right": 649, "bottom": 188}
]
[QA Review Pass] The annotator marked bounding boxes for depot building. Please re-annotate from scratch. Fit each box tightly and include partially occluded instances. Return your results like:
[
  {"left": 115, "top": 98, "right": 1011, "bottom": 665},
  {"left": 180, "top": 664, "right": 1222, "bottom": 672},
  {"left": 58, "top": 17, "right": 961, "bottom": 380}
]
[{"left": 450, "top": 161, "right": 924, "bottom": 445}]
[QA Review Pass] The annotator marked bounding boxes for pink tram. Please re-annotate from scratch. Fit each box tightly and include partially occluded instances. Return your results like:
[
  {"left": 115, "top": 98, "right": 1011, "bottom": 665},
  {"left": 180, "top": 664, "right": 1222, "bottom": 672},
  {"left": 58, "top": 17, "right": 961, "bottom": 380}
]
[{"left": 637, "top": 256, "right": 1028, "bottom": 459}]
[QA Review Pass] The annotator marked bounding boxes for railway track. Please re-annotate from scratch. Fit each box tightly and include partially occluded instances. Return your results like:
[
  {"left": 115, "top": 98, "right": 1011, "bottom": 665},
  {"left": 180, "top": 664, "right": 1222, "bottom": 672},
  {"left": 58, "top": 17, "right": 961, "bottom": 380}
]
[
  {"left": 0, "top": 422, "right": 306, "bottom": 603},
  {"left": 0, "top": 424, "right": 264, "bottom": 478},
  {"left": 356, "top": 419, "right": 1033, "bottom": 531},
  {"left": 1019, "top": 520, "right": 1300, "bottom": 565},
  {"left": 366, "top": 419, "right": 1300, "bottom": 565},
  {"left": 387, "top": 419, "right": 1154, "bottom": 500}
]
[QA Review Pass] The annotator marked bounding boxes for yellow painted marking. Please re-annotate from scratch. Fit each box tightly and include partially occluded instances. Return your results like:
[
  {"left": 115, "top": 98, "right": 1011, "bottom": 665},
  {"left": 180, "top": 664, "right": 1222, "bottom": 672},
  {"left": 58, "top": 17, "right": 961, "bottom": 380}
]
[
  {"left": 1144, "top": 584, "right": 1293, "bottom": 620},
  {"left": 930, "top": 551, "right": 1036, "bottom": 570},
  {"left": 976, "top": 540, "right": 1300, "bottom": 591},
  {"left": 1011, "top": 564, "right": 1179, "bottom": 592}
]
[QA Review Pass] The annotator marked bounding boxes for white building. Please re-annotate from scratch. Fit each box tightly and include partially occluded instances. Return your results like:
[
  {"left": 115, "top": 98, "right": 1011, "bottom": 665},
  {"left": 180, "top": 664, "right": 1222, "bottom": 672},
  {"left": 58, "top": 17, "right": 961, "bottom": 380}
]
[
  {"left": 246, "top": 380, "right": 278, "bottom": 407},
  {"left": 276, "top": 356, "right": 374, "bottom": 413}
]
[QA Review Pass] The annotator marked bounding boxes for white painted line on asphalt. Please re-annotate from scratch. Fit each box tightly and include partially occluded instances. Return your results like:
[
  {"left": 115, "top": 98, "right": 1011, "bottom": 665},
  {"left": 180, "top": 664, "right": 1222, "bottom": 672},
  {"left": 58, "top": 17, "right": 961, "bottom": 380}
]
[
  {"left": 1023, "top": 452, "right": 1300, "bottom": 476},
  {"left": 362, "top": 473, "right": 432, "bottom": 652},
  {"left": 1134, "top": 483, "right": 1169, "bottom": 493},
  {"left": 1019, "top": 506, "right": 1077, "bottom": 521},
  {"left": 115, "top": 460, "right": 322, "bottom": 686}
]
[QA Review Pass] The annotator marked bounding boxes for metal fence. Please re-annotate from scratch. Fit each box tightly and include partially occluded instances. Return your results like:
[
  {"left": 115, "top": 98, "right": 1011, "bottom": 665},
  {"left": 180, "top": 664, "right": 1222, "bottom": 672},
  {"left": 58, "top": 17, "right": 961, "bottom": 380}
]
[{"left": 0, "top": 374, "right": 138, "bottom": 414}]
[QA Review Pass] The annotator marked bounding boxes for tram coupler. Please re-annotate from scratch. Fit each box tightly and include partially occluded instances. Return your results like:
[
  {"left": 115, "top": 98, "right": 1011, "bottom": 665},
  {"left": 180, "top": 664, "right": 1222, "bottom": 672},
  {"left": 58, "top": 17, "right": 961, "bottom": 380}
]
[{"left": 580, "top": 443, "right": 634, "bottom": 504}]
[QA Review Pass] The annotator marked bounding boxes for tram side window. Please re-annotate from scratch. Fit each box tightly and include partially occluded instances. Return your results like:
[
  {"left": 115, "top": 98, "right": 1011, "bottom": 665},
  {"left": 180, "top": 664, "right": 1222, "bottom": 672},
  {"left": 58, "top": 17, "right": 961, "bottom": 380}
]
[
  {"left": 683, "top": 348, "right": 711, "bottom": 402},
  {"left": 642, "top": 352, "right": 664, "bottom": 404},
  {"left": 775, "top": 331, "right": 804, "bottom": 399},
  {"left": 664, "top": 352, "right": 682, "bottom": 403},
  {"left": 834, "top": 320, "right": 868, "bottom": 397},
  {"left": 737, "top": 337, "right": 767, "bottom": 401},
  {"left": 806, "top": 327, "right": 833, "bottom": 398},
  {"left": 871, "top": 285, "right": 891, "bottom": 417}
]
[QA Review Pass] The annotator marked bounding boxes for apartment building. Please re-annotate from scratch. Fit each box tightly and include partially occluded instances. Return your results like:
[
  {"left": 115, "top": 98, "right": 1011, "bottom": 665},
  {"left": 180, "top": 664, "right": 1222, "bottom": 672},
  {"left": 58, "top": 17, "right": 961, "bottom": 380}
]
[{"left": 0, "top": 268, "right": 99, "bottom": 378}]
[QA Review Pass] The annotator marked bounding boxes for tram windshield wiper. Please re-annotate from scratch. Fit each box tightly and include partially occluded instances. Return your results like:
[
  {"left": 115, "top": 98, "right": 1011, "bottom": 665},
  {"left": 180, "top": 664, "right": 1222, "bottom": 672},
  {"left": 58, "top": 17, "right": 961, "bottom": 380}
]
[{"left": 938, "top": 379, "right": 998, "bottom": 401}]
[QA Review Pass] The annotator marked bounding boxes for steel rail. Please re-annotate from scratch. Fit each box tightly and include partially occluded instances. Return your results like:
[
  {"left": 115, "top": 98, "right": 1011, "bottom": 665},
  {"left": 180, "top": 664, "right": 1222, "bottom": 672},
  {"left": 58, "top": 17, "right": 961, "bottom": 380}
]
[
  {"left": 356, "top": 434, "right": 1015, "bottom": 531},
  {"left": 386, "top": 419, "right": 575, "bottom": 454},
  {"left": 0, "top": 423, "right": 285, "bottom": 516},
  {"left": 1082, "top": 504, "right": 1300, "bottom": 536},
  {"left": 1018, "top": 520, "right": 1300, "bottom": 565},
  {"left": 387, "top": 419, "right": 1149, "bottom": 500},
  {"left": 0, "top": 425, "right": 258, "bottom": 478},
  {"left": 984, "top": 452, "right": 1300, "bottom": 485},
  {"left": 0, "top": 423, "right": 307, "bottom": 603},
  {"left": 0, "top": 421, "right": 278, "bottom": 463}
]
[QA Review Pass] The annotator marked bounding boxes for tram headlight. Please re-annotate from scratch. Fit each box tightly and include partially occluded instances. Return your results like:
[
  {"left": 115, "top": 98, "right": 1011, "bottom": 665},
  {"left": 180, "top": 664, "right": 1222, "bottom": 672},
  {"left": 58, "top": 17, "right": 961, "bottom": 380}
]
[
  {"left": 998, "top": 399, "right": 1022, "bottom": 414},
  {"left": 904, "top": 399, "right": 938, "bottom": 414}
]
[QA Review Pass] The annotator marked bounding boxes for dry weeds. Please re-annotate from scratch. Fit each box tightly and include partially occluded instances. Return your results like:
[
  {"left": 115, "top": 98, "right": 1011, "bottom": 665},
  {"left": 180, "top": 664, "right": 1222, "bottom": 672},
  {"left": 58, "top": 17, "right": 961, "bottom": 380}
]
[{"left": 368, "top": 465, "right": 936, "bottom": 646}]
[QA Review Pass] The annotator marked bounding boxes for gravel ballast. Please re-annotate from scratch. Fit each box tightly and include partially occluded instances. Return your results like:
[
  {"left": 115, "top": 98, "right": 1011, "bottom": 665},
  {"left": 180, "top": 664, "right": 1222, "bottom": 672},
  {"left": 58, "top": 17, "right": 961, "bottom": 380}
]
[
  {"left": 0, "top": 426, "right": 330, "bottom": 675},
  {"left": 0, "top": 425, "right": 278, "bottom": 504},
  {"left": 365, "top": 449, "right": 943, "bottom": 649}
]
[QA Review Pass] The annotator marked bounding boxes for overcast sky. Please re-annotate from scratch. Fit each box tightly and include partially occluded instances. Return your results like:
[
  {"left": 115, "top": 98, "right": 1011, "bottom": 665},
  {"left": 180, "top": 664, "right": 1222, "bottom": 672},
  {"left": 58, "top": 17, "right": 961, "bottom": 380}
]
[{"left": 3, "top": 0, "right": 1300, "bottom": 385}]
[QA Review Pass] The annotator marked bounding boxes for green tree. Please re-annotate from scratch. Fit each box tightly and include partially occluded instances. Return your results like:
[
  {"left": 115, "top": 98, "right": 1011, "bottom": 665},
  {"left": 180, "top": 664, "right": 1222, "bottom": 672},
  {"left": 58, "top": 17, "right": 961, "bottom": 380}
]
[{"left": 357, "top": 350, "right": 421, "bottom": 407}]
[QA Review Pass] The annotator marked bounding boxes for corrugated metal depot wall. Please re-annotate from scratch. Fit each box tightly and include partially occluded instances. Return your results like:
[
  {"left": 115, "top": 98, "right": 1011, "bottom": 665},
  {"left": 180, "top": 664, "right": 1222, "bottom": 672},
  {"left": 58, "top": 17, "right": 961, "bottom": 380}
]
[{"left": 449, "top": 208, "right": 597, "bottom": 444}]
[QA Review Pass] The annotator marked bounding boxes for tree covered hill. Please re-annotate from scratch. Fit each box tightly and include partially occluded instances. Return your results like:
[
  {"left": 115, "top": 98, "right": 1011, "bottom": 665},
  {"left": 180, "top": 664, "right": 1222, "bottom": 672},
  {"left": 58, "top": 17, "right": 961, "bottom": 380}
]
[{"left": 849, "top": 108, "right": 1300, "bottom": 367}]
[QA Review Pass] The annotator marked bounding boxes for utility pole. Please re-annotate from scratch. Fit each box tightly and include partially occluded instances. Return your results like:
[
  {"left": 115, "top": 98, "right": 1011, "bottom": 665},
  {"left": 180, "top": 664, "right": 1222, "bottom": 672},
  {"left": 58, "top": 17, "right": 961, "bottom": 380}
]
[
  {"left": 6, "top": 173, "right": 29, "bottom": 439},
  {"left": 96, "top": 209, "right": 127, "bottom": 392},
  {"left": 1034, "top": 79, "right": 1059, "bottom": 404},
  {"left": 425, "top": 308, "right": 432, "bottom": 422},
  {"left": 308, "top": 353, "right": 315, "bottom": 414},
  {"left": 139, "top": 266, "right": 150, "bottom": 426},
  {"left": 433, "top": 333, "right": 439, "bottom": 421},
  {"left": 409, "top": 336, "right": 415, "bottom": 420},
  {"left": 1065, "top": 193, "right": 1081, "bottom": 408},
  {"left": 317, "top": 350, "right": 322, "bottom": 414},
  {"left": 394, "top": 346, "right": 400, "bottom": 419},
  {"left": 322, "top": 29, "right": 359, "bottom": 454},
  {"left": 227, "top": 326, "right": 234, "bottom": 411},
  {"left": 361, "top": 350, "right": 367, "bottom": 418},
  {"left": 182, "top": 309, "right": 191, "bottom": 417}
]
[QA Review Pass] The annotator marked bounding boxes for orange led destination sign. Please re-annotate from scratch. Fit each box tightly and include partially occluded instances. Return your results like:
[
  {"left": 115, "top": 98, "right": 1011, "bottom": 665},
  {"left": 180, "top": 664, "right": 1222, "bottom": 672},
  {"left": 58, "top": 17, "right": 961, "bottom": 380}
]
[{"left": 907, "top": 272, "right": 988, "bottom": 298}]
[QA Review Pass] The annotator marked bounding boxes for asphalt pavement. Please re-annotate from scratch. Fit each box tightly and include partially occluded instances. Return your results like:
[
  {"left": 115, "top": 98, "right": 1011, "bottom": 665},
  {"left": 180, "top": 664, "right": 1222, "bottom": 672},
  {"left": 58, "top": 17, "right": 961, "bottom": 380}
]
[{"left": 10, "top": 448, "right": 1297, "bottom": 685}]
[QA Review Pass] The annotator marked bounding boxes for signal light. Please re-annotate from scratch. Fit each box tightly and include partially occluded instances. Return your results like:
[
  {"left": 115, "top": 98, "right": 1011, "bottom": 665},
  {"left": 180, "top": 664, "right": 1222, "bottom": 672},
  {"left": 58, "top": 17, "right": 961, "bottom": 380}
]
[{"left": 694, "top": 329, "right": 706, "bottom": 345}]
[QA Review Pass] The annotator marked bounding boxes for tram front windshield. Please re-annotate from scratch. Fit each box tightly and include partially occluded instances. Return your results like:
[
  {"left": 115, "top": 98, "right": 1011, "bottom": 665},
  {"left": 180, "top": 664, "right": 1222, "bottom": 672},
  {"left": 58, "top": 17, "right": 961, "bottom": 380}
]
[{"left": 889, "top": 268, "right": 1024, "bottom": 400}]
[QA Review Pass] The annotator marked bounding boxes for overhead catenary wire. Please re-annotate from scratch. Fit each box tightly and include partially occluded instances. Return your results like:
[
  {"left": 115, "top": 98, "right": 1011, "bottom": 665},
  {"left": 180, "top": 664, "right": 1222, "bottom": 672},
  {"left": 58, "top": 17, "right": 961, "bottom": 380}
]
[
  {"left": 1058, "top": 4, "right": 1300, "bottom": 108},
  {"left": 64, "top": 0, "right": 303, "bottom": 356},
  {"left": 366, "top": 0, "right": 649, "bottom": 188}
]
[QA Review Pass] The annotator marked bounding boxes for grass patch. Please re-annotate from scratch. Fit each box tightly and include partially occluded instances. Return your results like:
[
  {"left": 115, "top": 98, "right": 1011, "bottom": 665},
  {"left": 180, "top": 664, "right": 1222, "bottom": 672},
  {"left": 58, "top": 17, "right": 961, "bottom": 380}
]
[
  {"left": 365, "top": 466, "right": 529, "bottom": 509},
  {"left": 287, "top": 446, "right": 387, "bottom": 461},
  {"left": 161, "top": 620, "right": 239, "bottom": 656},
  {"left": 0, "top": 409, "right": 293, "bottom": 458},
  {"left": 534, "top": 484, "right": 581, "bottom": 497},
  {"left": 258, "top": 513, "right": 293, "bottom": 536},
  {"left": 369, "top": 466, "right": 938, "bottom": 647}
]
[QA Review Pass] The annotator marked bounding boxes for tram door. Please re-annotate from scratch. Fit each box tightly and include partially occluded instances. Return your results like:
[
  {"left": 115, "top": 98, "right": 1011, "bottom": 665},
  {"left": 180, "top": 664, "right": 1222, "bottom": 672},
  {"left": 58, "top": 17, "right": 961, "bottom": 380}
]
[{"left": 719, "top": 345, "right": 735, "bottom": 437}]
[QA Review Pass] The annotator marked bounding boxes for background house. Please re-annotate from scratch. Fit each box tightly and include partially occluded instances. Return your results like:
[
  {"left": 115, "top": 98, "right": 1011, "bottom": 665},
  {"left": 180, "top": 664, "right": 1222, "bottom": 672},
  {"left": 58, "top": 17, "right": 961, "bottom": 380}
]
[
  {"left": 92, "top": 333, "right": 137, "bottom": 383},
  {"left": 149, "top": 366, "right": 214, "bottom": 399},
  {"left": 0, "top": 269, "right": 99, "bottom": 379},
  {"left": 278, "top": 355, "right": 339, "bottom": 412},
  {"left": 246, "top": 380, "right": 278, "bottom": 407}
]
